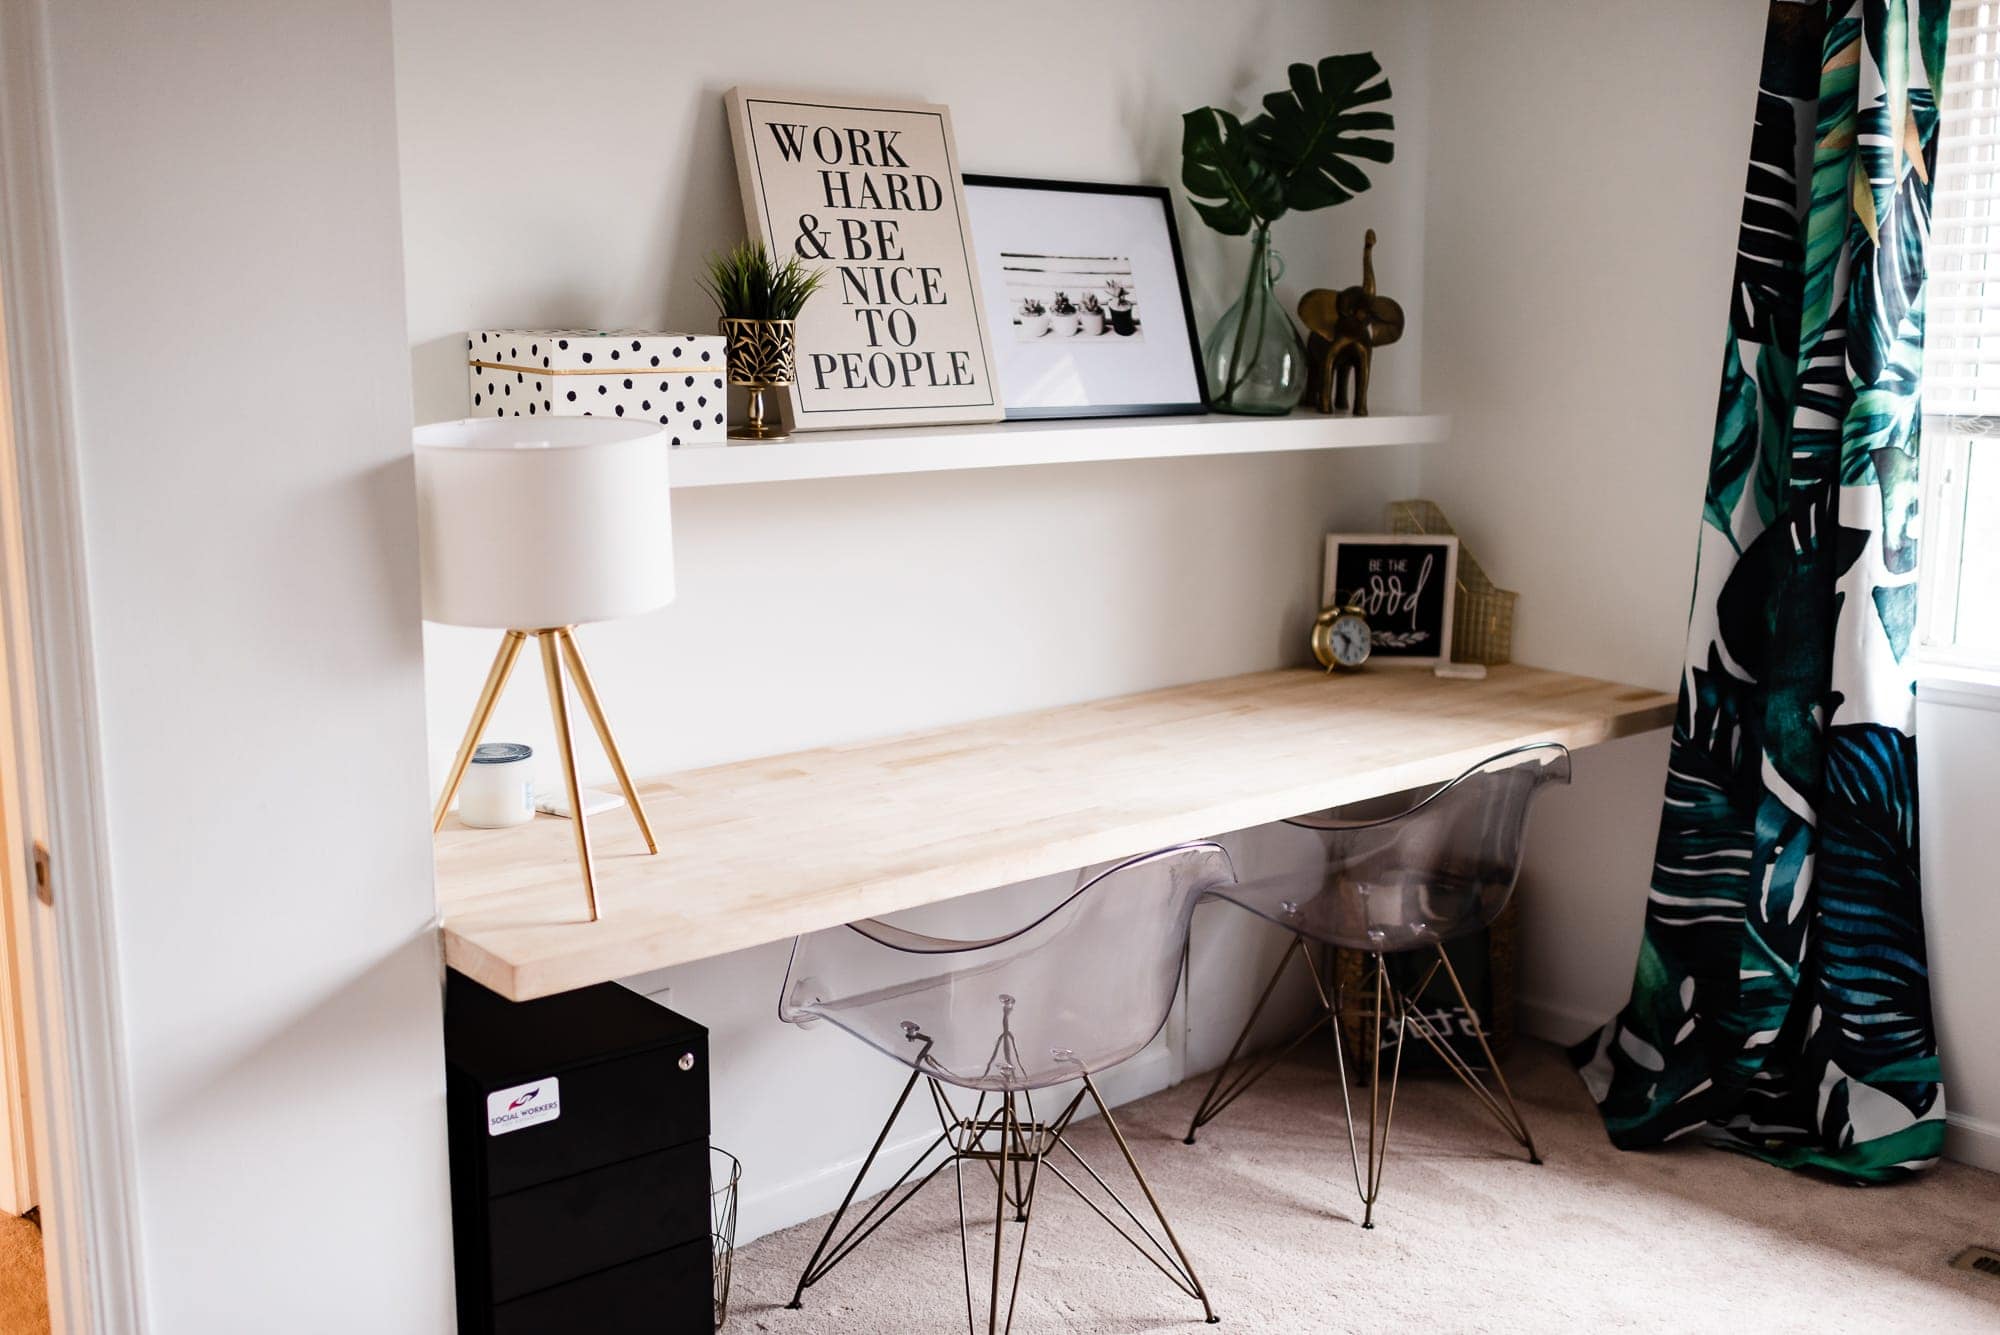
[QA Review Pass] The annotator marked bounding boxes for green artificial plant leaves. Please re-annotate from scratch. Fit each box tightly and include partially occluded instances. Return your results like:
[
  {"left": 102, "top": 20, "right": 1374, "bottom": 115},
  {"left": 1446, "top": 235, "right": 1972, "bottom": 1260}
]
[
  {"left": 1180, "top": 107, "right": 1287, "bottom": 235},
  {"left": 1180, "top": 52, "right": 1394, "bottom": 234},
  {"left": 1250, "top": 54, "right": 1395, "bottom": 213}
]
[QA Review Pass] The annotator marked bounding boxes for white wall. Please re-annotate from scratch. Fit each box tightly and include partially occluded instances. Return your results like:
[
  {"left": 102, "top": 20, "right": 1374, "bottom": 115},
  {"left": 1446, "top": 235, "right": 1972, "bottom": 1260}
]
[
  {"left": 1419, "top": 0, "right": 2000, "bottom": 1170},
  {"left": 38, "top": 1, "right": 453, "bottom": 1330},
  {"left": 1420, "top": 0, "right": 1759, "bottom": 688},
  {"left": 395, "top": 0, "right": 1435, "bottom": 1242},
  {"left": 1419, "top": 0, "right": 1763, "bottom": 1041},
  {"left": 397, "top": 0, "right": 1434, "bottom": 785},
  {"left": 1916, "top": 686, "right": 2000, "bottom": 1172}
]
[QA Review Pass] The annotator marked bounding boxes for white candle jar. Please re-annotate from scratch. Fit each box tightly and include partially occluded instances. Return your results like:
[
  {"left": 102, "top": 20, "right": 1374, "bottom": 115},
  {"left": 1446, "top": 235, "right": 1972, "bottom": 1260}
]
[{"left": 460, "top": 742, "right": 535, "bottom": 828}]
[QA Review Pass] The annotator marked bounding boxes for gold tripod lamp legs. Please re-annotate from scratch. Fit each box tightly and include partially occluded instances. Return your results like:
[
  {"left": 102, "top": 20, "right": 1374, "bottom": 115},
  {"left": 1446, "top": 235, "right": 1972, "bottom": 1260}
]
[
  {"left": 553, "top": 629, "right": 658, "bottom": 854},
  {"left": 432, "top": 631, "right": 527, "bottom": 833},
  {"left": 537, "top": 632, "right": 598, "bottom": 920},
  {"left": 431, "top": 626, "right": 658, "bottom": 923}
]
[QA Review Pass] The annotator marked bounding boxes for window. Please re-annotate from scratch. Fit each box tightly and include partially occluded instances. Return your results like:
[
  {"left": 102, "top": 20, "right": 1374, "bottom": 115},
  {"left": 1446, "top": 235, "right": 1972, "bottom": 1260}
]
[{"left": 1921, "top": 1, "right": 2000, "bottom": 665}]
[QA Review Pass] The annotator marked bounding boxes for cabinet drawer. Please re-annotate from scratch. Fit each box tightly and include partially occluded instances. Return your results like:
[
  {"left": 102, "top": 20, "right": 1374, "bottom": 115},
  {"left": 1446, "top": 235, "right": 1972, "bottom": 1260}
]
[
  {"left": 488, "top": 1141, "right": 709, "bottom": 1303},
  {"left": 491, "top": 1239, "right": 711, "bottom": 1335},
  {"left": 482, "top": 1038, "right": 708, "bottom": 1196}
]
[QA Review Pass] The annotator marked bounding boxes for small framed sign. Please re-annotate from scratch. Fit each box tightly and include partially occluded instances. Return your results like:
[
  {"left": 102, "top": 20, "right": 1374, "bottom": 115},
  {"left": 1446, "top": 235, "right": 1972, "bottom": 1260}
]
[
  {"left": 1323, "top": 534, "right": 1460, "bottom": 667},
  {"left": 724, "top": 88, "right": 1004, "bottom": 432}
]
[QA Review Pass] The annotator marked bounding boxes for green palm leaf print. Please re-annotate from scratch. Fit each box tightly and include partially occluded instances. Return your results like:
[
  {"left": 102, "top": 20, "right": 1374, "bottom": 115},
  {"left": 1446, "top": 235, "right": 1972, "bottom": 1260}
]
[{"left": 1577, "top": 0, "right": 1947, "bottom": 1184}]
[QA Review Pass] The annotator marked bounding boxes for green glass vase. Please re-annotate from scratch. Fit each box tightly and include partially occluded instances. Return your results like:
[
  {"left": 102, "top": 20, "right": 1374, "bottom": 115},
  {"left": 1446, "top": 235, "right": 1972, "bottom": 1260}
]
[{"left": 1202, "top": 224, "right": 1306, "bottom": 415}]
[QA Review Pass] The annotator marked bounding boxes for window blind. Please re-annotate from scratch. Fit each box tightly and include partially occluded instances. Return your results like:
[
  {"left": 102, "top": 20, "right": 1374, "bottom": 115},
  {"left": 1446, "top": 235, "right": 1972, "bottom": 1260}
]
[{"left": 1927, "top": 0, "right": 2000, "bottom": 414}]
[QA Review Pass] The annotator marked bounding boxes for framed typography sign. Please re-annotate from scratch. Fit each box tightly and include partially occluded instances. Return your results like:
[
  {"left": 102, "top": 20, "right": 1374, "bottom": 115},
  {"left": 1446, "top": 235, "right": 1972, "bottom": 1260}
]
[
  {"left": 1322, "top": 533, "right": 1460, "bottom": 668},
  {"left": 725, "top": 88, "right": 1004, "bottom": 431}
]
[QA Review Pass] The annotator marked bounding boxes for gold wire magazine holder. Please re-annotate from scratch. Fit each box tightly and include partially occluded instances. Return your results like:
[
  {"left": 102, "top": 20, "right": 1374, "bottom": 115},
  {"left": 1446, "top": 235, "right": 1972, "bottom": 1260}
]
[{"left": 1386, "top": 499, "right": 1517, "bottom": 665}]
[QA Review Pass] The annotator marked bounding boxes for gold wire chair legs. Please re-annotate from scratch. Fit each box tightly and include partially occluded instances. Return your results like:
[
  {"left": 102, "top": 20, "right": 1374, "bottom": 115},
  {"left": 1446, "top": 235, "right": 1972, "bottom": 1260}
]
[
  {"left": 1401, "top": 947, "right": 1541, "bottom": 1166},
  {"left": 1183, "top": 938, "right": 1540, "bottom": 1228},
  {"left": 788, "top": 1068, "right": 1218, "bottom": 1333},
  {"left": 1332, "top": 954, "right": 1414, "bottom": 1230},
  {"left": 1182, "top": 935, "right": 1334, "bottom": 1144},
  {"left": 430, "top": 626, "right": 658, "bottom": 923}
]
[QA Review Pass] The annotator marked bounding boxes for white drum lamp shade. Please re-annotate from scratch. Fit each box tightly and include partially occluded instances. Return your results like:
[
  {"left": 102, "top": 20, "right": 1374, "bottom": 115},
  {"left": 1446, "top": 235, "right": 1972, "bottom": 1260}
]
[
  {"left": 414, "top": 417, "right": 675, "bottom": 630},
  {"left": 417, "top": 415, "right": 676, "bottom": 925}
]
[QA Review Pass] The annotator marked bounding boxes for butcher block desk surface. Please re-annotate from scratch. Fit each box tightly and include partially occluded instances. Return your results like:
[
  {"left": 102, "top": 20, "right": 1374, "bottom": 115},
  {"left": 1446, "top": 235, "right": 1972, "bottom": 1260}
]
[{"left": 435, "top": 664, "right": 1675, "bottom": 1000}]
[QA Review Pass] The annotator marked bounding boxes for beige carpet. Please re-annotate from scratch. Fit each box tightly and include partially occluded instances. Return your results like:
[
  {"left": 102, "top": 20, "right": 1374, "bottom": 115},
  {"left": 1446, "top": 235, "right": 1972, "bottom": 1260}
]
[
  {"left": 0, "top": 1210, "right": 48, "bottom": 1335},
  {"left": 730, "top": 1044, "right": 2000, "bottom": 1333}
]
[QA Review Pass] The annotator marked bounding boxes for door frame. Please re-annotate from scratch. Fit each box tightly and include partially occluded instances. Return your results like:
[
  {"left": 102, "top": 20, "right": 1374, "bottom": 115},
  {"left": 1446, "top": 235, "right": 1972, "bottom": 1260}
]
[{"left": 0, "top": 1, "right": 148, "bottom": 1330}]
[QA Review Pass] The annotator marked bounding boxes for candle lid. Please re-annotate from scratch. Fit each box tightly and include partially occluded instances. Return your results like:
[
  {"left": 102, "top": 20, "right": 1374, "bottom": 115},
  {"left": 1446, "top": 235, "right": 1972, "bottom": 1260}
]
[{"left": 471, "top": 742, "right": 533, "bottom": 764}]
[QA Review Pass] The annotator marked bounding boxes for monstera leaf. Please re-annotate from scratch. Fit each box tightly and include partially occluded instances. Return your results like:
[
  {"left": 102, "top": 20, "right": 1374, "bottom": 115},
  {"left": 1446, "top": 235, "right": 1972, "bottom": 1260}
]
[
  {"left": 1180, "top": 108, "right": 1285, "bottom": 235},
  {"left": 1180, "top": 51, "right": 1394, "bottom": 235},
  {"left": 1246, "top": 54, "right": 1395, "bottom": 213}
]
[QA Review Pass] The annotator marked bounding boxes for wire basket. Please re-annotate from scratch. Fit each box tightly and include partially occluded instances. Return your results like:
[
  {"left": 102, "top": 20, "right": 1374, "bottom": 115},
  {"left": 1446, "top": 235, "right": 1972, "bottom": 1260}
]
[
  {"left": 712, "top": 1146, "right": 741, "bottom": 1330},
  {"left": 1385, "top": 499, "right": 1517, "bottom": 665},
  {"left": 1453, "top": 585, "right": 1517, "bottom": 666}
]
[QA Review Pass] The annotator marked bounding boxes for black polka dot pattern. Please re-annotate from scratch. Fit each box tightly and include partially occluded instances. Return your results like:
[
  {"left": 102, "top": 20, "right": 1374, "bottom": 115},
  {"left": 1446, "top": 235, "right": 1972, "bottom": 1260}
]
[{"left": 465, "top": 329, "right": 727, "bottom": 441}]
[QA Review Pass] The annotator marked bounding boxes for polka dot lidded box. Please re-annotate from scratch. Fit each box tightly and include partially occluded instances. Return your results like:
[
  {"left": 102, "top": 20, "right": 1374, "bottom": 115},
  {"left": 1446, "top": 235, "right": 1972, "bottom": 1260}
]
[{"left": 466, "top": 329, "right": 728, "bottom": 445}]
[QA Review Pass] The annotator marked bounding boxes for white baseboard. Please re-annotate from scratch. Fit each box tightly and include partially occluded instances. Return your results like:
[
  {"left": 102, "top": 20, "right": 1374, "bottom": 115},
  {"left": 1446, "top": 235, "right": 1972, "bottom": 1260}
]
[
  {"left": 1946, "top": 1112, "right": 2000, "bottom": 1174},
  {"left": 734, "top": 1045, "right": 1178, "bottom": 1247}
]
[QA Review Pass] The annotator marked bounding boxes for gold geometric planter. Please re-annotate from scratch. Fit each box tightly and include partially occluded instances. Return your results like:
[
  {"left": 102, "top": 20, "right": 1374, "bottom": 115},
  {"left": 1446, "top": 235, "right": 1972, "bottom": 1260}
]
[{"left": 720, "top": 317, "right": 796, "bottom": 442}]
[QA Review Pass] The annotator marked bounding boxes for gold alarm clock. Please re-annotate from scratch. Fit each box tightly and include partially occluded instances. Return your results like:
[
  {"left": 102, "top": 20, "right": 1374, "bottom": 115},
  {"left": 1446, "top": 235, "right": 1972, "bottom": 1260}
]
[{"left": 1311, "top": 599, "right": 1372, "bottom": 671}]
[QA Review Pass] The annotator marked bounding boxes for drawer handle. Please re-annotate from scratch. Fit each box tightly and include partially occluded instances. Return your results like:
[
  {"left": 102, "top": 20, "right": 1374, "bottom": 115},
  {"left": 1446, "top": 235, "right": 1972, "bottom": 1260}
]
[{"left": 678, "top": 1051, "right": 696, "bottom": 1072}]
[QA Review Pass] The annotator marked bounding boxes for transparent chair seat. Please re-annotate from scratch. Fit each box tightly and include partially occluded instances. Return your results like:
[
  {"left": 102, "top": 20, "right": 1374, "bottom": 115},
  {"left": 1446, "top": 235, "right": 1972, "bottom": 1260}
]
[
  {"left": 780, "top": 841, "right": 1237, "bottom": 1092},
  {"left": 781, "top": 843, "right": 1237, "bottom": 1327},
  {"left": 1205, "top": 743, "right": 1572, "bottom": 953},
  {"left": 1183, "top": 742, "right": 1574, "bottom": 1228}
]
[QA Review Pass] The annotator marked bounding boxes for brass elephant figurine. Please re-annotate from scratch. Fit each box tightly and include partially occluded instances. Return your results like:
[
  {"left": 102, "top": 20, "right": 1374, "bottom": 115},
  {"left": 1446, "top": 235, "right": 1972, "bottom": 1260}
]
[{"left": 1298, "top": 230, "right": 1405, "bottom": 417}]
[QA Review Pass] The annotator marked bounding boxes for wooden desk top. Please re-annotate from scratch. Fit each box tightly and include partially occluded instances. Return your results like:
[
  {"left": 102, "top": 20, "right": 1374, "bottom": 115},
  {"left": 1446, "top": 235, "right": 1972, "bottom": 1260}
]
[{"left": 436, "top": 665, "right": 1675, "bottom": 999}]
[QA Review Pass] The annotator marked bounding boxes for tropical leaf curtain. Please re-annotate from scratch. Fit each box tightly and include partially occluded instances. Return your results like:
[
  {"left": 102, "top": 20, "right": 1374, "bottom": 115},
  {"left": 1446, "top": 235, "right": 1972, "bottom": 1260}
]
[{"left": 1575, "top": 0, "right": 1948, "bottom": 1182}]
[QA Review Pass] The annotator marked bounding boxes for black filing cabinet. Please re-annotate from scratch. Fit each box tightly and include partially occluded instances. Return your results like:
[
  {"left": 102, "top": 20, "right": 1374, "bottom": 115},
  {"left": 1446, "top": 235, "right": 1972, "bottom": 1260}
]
[{"left": 445, "top": 969, "right": 713, "bottom": 1334}]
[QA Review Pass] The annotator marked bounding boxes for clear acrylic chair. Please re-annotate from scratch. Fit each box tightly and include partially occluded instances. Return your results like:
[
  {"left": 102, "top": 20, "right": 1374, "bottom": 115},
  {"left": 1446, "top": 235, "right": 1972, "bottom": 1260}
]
[
  {"left": 1183, "top": 743, "right": 1571, "bottom": 1227},
  {"left": 779, "top": 842, "right": 1236, "bottom": 1333}
]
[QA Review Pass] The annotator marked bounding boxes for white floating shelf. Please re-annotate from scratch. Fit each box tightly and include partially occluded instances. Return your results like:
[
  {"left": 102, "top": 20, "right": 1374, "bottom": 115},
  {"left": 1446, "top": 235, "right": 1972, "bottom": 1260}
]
[{"left": 666, "top": 410, "right": 1449, "bottom": 488}]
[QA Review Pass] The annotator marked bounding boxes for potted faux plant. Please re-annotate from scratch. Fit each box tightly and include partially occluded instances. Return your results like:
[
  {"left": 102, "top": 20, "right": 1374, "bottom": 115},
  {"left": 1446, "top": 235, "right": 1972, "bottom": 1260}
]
[
  {"left": 699, "top": 239, "right": 825, "bottom": 441},
  {"left": 1048, "top": 291, "right": 1080, "bottom": 338},
  {"left": 1104, "top": 279, "right": 1137, "bottom": 336},
  {"left": 1018, "top": 296, "right": 1050, "bottom": 339},
  {"left": 1182, "top": 53, "right": 1393, "bottom": 413},
  {"left": 1078, "top": 292, "right": 1107, "bottom": 336}
]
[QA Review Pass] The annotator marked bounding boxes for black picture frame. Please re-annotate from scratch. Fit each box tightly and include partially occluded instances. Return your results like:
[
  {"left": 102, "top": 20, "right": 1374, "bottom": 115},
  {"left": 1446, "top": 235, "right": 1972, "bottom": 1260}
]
[
  {"left": 961, "top": 174, "right": 1207, "bottom": 421},
  {"left": 1322, "top": 534, "right": 1461, "bottom": 668}
]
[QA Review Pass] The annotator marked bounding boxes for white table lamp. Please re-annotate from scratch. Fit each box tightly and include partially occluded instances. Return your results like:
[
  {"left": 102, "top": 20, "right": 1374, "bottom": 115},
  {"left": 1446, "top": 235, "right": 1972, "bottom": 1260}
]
[{"left": 415, "top": 416, "right": 675, "bottom": 922}]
